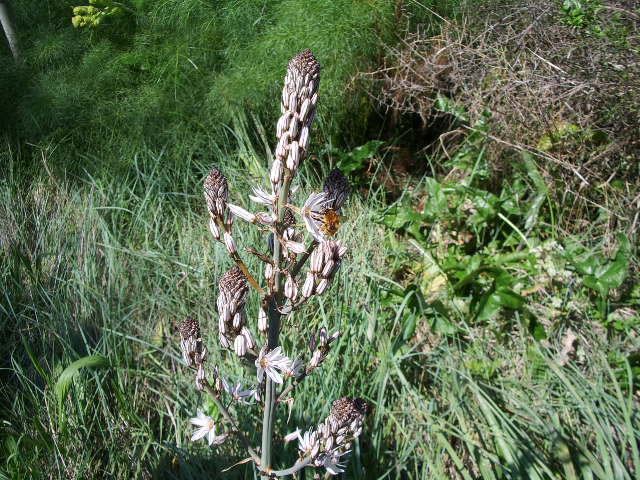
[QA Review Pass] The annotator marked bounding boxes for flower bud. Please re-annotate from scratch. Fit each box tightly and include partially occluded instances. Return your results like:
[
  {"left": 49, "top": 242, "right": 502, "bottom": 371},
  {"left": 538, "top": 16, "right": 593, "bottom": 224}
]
[
  {"left": 270, "top": 159, "right": 283, "bottom": 184},
  {"left": 258, "top": 308, "right": 268, "bottom": 332},
  {"left": 302, "top": 272, "right": 315, "bottom": 298},
  {"left": 224, "top": 232, "right": 237, "bottom": 254}
]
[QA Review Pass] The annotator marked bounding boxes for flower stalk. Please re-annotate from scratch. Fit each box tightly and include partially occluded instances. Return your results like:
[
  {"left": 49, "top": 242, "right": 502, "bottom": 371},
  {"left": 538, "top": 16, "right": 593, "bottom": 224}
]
[{"left": 176, "top": 49, "right": 367, "bottom": 478}]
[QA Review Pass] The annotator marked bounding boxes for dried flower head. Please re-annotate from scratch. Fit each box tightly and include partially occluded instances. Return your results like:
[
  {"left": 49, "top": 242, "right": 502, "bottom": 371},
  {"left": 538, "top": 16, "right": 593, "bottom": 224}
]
[
  {"left": 217, "top": 267, "right": 255, "bottom": 356},
  {"left": 179, "top": 317, "right": 207, "bottom": 369},
  {"left": 329, "top": 397, "right": 368, "bottom": 430},
  {"left": 203, "top": 167, "right": 228, "bottom": 219}
]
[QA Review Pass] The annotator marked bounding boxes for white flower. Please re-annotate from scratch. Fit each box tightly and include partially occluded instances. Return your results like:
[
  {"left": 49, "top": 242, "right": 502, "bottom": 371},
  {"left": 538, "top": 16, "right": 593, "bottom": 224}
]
[
  {"left": 302, "top": 192, "right": 331, "bottom": 241},
  {"left": 228, "top": 203, "right": 256, "bottom": 223},
  {"left": 321, "top": 450, "right": 349, "bottom": 475},
  {"left": 190, "top": 411, "right": 227, "bottom": 446},
  {"left": 249, "top": 186, "right": 276, "bottom": 206},
  {"left": 297, "top": 428, "right": 319, "bottom": 457},
  {"left": 283, "top": 357, "right": 305, "bottom": 379},
  {"left": 255, "top": 346, "right": 291, "bottom": 384},
  {"left": 222, "top": 379, "right": 255, "bottom": 403}
]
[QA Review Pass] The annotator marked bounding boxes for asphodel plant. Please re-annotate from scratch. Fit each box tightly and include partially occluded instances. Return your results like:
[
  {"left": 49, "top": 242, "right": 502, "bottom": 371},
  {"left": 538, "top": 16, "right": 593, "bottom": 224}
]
[{"left": 178, "top": 50, "right": 368, "bottom": 478}]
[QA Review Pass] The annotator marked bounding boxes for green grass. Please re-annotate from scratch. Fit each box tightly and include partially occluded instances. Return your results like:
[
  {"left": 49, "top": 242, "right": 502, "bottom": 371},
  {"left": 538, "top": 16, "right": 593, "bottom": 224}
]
[{"left": 1, "top": 133, "right": 638, "bottom": 478}]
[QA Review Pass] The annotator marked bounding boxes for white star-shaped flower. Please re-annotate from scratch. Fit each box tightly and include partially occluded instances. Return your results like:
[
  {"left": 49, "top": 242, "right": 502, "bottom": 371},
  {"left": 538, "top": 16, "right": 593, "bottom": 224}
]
[
  {"left": 189, "top": 411, "right": 227, "bottom": 446},
  {"left": 283, "top": 357, "right": 305, "bottom": 379},
  {"left": 302, "top": 192, "right": 331, "bottom": 242},
  {"left": 297, "top": 429, "right": 319, "bottom": 456},
  {"left": 321, "top": 450, "right": 349, "bottom": 475},
  {"left": 255, "top": 346, "right": 291, "bottom": 384},
  {"left": 222, "top": 378, "right": 256, "bottom": 403}
]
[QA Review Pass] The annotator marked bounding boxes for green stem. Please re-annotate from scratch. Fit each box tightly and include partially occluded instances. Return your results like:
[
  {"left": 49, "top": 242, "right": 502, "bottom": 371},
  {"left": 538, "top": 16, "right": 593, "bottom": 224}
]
[
  {"left": 260, "top": 455, "right": 313, "bottom": 477},
  {"left": 260, "top": 171, "right": 293, "bottom": 479}
]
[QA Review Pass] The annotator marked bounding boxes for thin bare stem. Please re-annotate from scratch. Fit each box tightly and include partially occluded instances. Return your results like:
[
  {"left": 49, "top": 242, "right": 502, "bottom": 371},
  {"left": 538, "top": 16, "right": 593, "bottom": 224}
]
[
  {"left": 215, "top": 217, "right": 266, "bottom": 295},
  {"left": 202, "top": 382, "right": 261, "bottom": 465},
  {"left": 260, "top": 455, "right": 313, "bottom": 477}
]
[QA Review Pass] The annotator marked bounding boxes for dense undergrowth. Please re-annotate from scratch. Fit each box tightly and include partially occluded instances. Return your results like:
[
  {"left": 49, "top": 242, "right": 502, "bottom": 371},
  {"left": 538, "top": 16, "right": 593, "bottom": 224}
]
[{"left": 1, "top": 0, "right": 639, "bottom": 478}]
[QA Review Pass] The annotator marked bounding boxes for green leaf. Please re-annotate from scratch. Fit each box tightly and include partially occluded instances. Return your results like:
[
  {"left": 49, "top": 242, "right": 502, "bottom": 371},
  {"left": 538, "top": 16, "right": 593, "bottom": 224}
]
[
  {"left": 493, "top": 288, "right": 525, "bottom": 309},
  {"left": 55, "top": 355, "right": 110, "bottom": 407},
  {"left": 598, "top": 234, "right": 630, "bottom": 289},
  {"left": 402, "top": 314, "right": 418, "bottom": 341},
  {"left": 336, "top": 140, "right": 384, "bottom": 175}
]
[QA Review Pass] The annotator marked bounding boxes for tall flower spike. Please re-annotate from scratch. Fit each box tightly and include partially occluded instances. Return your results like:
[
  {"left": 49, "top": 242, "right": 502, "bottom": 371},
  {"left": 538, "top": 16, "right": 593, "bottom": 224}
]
[
  {"left": 217, "top": 267, "right": 255, "bottom": 357},
  {"left": 275, "top": 49, "right": 321, "bottom": 175},
  {"left": 203, "top": 167, "right": 228, "bottom": 220}
]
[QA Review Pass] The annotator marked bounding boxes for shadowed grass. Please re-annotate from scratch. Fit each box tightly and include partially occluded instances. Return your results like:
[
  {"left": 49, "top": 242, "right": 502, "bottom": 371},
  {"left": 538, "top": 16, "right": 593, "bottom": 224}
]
[{"left": 1, "top": 135, "right": 638, "bottom": 478}]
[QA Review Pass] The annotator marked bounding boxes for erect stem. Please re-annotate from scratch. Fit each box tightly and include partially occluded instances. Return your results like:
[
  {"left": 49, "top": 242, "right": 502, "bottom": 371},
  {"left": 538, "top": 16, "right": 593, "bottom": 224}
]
[{"left": 260, "top": 171, "right": 293, "bottom": 479}]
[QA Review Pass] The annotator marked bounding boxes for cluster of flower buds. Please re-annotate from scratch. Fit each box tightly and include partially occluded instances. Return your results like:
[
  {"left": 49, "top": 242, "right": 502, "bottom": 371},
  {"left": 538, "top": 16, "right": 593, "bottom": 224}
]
[
  {"left": 308, "top": 327, "right": 340, "bottom": 371},
  {"left": 179, "top": 317, "right": 208, "bottom": 391},
  {"left": 204, "top": 167, "right": 238, "bottom": 254},
  {"left": 289, "top": 397, "right": 368, "bottom": 475},
  {"left": 272, "top": 49, "right": 321, "bottom": 183},
  {"left": 302, "top": 241, "right": 347, "bottom": 299},
  {"left": 314, "top": 397, "right": 368, "bottom": 470},
  {"left": 216, "top": 267, "right": 256, "bottom": 356}
]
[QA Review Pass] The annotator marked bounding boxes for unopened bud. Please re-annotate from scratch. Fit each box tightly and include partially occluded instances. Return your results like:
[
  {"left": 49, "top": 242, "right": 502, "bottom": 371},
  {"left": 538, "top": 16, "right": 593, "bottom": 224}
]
[
  {"left": 258, "top": 308, "right": 268, "bottom": 332},
  {"left": 209, "top": 218, "right": 221, "bottom": 239},
  {"left": 270, "top": 159, "right": 283, "bottom": 184},
  {"left": 224, "top": 232, "right": 237, "bottom": 254},
  {"left": 302, "top": 272, "right": 315, "bottom": 298}
]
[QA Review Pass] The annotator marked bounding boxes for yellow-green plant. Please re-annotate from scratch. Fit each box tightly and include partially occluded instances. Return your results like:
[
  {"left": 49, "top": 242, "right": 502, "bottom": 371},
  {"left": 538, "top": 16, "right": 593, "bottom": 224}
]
[{"left": 71, "top": 0, "right": 125, "bottom": 28}]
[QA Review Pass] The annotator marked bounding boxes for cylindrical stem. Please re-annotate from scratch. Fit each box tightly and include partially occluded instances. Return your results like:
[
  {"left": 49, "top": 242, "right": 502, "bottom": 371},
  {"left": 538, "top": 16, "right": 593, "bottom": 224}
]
[{"left": 260, "top": 172, "right": 293, "bottom": 478}]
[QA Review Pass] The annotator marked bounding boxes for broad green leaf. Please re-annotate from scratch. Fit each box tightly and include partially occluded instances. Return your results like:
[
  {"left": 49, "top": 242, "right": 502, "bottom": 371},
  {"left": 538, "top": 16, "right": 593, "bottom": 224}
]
[
  {"left": 55, "top": 355, "right": 110, "bottom": 407},
  {"left": 598, "top": 234, "right": 630, "bottom": 289},
  {"left": 493, "top": 288, "right": 525, "bottom": 309}
]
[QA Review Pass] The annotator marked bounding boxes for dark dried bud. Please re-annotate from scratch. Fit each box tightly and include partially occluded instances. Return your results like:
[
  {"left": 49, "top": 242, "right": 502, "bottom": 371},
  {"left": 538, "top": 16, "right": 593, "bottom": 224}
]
[
  {"left": 180, "top": 316, "right": 200, "bottom": 341},
  {"left": 330, "top": 397, "right": 368, "bottom": 429},
  {"left": 309, "top": 331, "right": 317, "bottom": 352},
  {"left": 178, "top": 316, "right": 207, "bottom": 369},
  {"left": 219, "top": 266, "right": 248, "bottom": 303},
  {"left": 283, "top": 208, "right": 296, "bottom": 227},
  {"left": 323, "top": 168, "right": 350, "bottom": 212},
  {"left": 290, "top": 49, "right": 321, "bottom": 79},
  {"left": 204, "top": 167, "right": 228, "bottom": 219}
]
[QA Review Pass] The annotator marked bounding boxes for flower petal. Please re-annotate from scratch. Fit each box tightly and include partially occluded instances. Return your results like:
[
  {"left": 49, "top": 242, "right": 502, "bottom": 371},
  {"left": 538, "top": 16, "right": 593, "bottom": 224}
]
[
  {"left": 266, "top": 366, "right": 283, "bottom": 384},
  {"left": 191, "top": 427, "right": 209, "bottom": 441}
]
